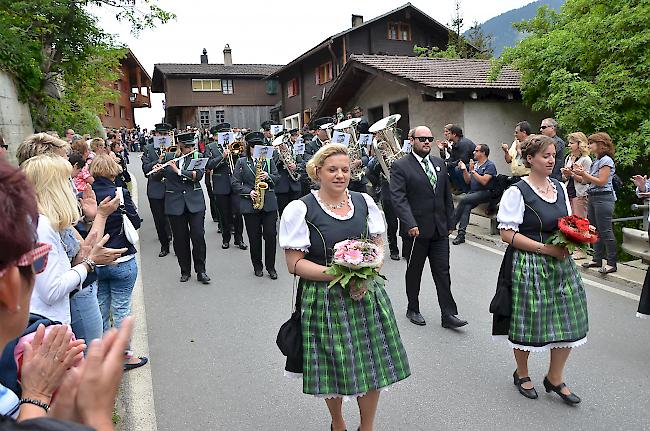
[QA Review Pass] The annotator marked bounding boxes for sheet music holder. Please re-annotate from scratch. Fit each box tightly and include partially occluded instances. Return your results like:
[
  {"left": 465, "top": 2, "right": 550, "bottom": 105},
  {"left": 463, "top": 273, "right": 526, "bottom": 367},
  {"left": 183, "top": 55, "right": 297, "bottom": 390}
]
[
  {"left": 332, "top": 131, "right": 351, "bottom": 146},
  {"left": 186, "top": 157, "right": 209, "bottom": 170},
  {"left": 252, "top": 145, "right": 274, "bottom": 159}
]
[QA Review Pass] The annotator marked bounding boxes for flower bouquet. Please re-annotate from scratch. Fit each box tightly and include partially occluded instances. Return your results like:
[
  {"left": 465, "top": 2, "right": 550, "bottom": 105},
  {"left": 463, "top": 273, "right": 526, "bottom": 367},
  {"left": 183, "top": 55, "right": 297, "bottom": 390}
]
[
  {"left": 546, "top": 215, "right": 598, "bottom": 254},
  {"left": 324, "top": 239, "right": 386, "bottom": 300}
]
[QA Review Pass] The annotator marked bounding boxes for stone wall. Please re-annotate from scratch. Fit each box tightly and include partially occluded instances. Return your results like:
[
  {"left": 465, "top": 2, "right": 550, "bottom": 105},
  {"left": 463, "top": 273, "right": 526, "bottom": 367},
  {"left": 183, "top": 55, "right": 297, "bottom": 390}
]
[{"left": 0, "top": 72, "right": 34, "bottom": 163}]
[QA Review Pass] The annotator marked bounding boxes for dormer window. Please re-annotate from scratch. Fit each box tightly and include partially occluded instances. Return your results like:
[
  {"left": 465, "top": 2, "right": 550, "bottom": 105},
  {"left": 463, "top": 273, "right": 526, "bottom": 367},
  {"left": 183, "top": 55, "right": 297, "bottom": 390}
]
[{"left": 387, "top": 21, "right": 411, "bottom": 41}]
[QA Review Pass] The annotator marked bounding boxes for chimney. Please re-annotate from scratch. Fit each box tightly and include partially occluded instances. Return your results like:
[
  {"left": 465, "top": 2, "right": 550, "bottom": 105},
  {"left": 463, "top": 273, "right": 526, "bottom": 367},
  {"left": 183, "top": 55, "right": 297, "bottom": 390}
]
[
  {"left": 351, "top": 14, "right": 363, "bottom": 28},
  {"left": 200, "top": 48, "right": 208, "bottom": 64},
  {"left": 223, "top": 44, "right": 232, "bottom": 66}
]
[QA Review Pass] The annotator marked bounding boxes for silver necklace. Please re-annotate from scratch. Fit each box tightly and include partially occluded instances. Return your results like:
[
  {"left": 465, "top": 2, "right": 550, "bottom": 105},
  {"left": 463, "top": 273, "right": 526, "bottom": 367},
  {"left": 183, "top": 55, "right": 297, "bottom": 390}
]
[
  {"left": 530, "top": 177, "right": 553, "bottom": 195},
  {"left": 319, "top": 192, "right": 347, "bottom": 210}
]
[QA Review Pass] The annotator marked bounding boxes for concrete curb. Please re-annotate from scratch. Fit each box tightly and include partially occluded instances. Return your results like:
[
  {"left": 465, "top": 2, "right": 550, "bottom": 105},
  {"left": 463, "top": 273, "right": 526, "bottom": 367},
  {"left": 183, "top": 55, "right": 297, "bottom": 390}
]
[{"left": 118, "top": 174, "right": 158, "bottom": 431}]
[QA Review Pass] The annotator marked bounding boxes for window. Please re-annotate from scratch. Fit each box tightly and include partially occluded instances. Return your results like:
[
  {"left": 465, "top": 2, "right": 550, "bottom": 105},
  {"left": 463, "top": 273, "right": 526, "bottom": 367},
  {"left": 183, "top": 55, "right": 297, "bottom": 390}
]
[
  {"left": 303, "top": 109, "right": 312, "bottom": 127},
  {"left": 106, "top": 103, "right": 115, "bottom": 117},
  {"left": 119, "top": 106, "right": 126, "bottom": 119},
  {"left": 215, "top": 110, "right": 225, "bottom": 124},
  {"left": 287, "top": 78, "right": 299, "bottom": 97},
  {"left": 283, "top": 113, "right": 301, "bottom": 131},
  {"left": 222, "top": 79, "right": 234, "bottom": 94},
  {"left": 315, "top": 62, "right": 333, "bottom": 85},
  {"left": 266, "top": 79, "right": 278, "bottom": 95},
  {"left": 199, "top": 110, "right": 210, "bottom": 128},
  {"left": 387, "top": 21, "right": 411, "bottom": 41},
  {"left": 191, "top": 79, "right": 223, "bottom": 92}
]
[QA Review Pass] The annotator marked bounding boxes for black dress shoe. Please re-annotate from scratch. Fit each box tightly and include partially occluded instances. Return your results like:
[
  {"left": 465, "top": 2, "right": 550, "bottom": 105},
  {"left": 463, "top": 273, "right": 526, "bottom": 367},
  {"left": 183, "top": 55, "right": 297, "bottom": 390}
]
[
  {"left": 406, "top": 309, "right": 426, "bottom": 326},
  {"left": 268, "top": 269, "right": 278, "bottom": 280},
  {"left": 158, "top": 246, "right": 169, "bottom": 257},
  {"left": 179, "top": 274, "right": 190, "bottom": 282},
  {"left": 217, "top": 226, "right": 223, "bottom": 234},
  {"left": 390, "top": 252, "right": 400, "bottom": 261},
  {"left": 452, "top": 236, "right": 465, "bottom": 245},
  {"left": 236, "top": 242, "right": 248, "bottom": 250},
  {"left": 543, "top": 376, "right": 581, "bottom": 404},
  {"left": 197, "top": 272, "right": 211, "bottom": 284},
  {"left": 513, "top": 370, "right": 538, "bottom": 399},
  {"left": 254, "top": 269, "right": 264, "bottom": 277},
  {"left": 441, "top": 314, "right": 468, "bottom": 329},
  {"left": 222, "top": 242, "right": 230, "bottom": 249}
]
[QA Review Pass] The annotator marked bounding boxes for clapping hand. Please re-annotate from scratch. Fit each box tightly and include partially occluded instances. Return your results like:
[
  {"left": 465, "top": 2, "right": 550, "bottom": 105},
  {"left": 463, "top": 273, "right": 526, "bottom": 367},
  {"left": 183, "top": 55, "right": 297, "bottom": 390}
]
[
  {"left": 632, "top": 175, "right": 648, "bottom": 191},
  {"left": 90, "top": 234, "right": 128, "bottom": 265},
  {"left": 97, "top": 195, "right": 120, "bottom": 218},
  {"left": 79, "top": 188, "right": 98, "bottom": 222},
  {"left": 458, "top": 160, "right": 466, "bottom": 171},
  {"left": 469, "top": 159, "right": 475, "bottom": 171}
]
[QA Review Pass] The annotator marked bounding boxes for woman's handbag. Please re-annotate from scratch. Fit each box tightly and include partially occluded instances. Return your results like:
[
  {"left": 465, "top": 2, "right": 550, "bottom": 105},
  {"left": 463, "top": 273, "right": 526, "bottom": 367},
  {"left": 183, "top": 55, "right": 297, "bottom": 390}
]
[
  {"left": 276, "top": 270, "right": 303, "bottom": 374},
  {"left": 116, "top": 187, "right": 139, "bottom": 245}
]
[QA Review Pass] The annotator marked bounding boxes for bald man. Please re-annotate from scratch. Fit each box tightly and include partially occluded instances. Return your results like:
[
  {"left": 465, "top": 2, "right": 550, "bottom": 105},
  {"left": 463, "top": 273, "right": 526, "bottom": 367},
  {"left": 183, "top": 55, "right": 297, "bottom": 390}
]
[{"left": 390, "top": 126, "right": 468, "bottom": 329}]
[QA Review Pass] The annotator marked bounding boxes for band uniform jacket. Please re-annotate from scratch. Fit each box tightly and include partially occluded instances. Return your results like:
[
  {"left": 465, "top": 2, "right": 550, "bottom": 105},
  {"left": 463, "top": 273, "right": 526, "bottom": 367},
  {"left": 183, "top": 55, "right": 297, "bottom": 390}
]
[
  {"left": 273, "top": 147, "right": 303, "bottom": 193},
  {"left": 390, "top": 153, "right": 454, "bottom": 239},
  {"left": 231, "top": 156, "right": 280, "bottom": 213},
  {"left": 205, "top": 142, "right": 234, "bottom": 195},
  {"left": 160, "top": 152, "right": 206, "bottom": 216},
  {"left": 141, "top": 143, "right": 167, "bottom": 199}
]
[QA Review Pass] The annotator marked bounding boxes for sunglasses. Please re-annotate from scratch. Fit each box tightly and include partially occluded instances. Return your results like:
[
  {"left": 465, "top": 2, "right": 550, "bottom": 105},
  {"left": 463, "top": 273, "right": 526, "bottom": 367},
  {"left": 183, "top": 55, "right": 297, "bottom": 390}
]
[
  {"left": 540, "top": 125, "right": 552, "bottom": 130},
  {"left": 0, "top": 242, "right": 51, "bottom": 278},
  {"left": 414, "top": 136, "right": 435, "bottom": 142}
]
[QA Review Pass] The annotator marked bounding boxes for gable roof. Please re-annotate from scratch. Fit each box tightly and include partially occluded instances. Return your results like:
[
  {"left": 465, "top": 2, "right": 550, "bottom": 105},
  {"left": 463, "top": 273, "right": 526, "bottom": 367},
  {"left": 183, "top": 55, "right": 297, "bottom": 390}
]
[
  {"left": 268, "top": 2, "right": 452, "bottom": 78},
  {"left": 313, "top": 55, "right": 520, "bottom": 117},
  {"left": 152, "top": 63, "right": 282, "bottom": 92}
]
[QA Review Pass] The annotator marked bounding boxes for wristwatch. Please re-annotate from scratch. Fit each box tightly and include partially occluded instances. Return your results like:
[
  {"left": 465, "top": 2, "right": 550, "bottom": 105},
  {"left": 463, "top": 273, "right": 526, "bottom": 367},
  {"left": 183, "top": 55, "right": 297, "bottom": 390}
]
[{"left": 82, "top": 257, "right": 96, "bottom": 272}]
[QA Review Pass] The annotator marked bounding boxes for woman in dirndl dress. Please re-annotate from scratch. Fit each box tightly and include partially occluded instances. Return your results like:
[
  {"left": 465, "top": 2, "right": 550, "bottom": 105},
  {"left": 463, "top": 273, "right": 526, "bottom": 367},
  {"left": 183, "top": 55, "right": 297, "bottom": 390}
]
[
  {"left": 492, "top": 135, "right": 588, "bottom": 405},
  {"left": 279, "top": 144, "right": 410, "bottom": 431}
]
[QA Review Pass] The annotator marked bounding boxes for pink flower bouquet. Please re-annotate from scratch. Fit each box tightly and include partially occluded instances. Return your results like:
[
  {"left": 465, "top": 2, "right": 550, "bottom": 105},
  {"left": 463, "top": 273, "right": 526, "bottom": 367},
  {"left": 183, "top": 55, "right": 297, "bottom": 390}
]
[{"left": 324, "top": 239, "right": 386, "bottom": 293}]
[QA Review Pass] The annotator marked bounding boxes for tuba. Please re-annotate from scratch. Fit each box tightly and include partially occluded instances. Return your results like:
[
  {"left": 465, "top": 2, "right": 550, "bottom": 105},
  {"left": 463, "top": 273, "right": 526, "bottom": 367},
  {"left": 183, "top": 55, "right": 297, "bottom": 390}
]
[
  {"left": 369, "top": 114, "right": 405, "bottom": 182},
  {"left": 252, "top": 153, "right": 269, "bottom": 210},
  {"left": 333, "top": 118, "right": 363, "bottom": 181},
  {"left": 272, "top": 133, "right": 300, "bottom": 182}
]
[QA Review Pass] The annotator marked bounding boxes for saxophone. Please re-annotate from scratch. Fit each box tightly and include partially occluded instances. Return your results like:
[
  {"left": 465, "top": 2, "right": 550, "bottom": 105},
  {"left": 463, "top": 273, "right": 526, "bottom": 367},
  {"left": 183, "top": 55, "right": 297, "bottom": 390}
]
[
  {"left": 252, "top": 155, "right": 269, "bottom": 210},
  {"left": 273, "top": 134, "right": 300, "bottom": 181}
]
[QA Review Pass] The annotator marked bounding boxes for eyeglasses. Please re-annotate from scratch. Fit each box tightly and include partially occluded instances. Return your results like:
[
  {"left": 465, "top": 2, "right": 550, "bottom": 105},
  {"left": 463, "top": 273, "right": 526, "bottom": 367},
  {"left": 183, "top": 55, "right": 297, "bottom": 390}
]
[
  {"left": 414, "top": 136, "right": 435, "bottom": 142},
  {"left": 0, "top": 242, "right": 51, "bottom": 278},
  {"left": 540, "top": 125, "right": 552, "bottom": 130}
]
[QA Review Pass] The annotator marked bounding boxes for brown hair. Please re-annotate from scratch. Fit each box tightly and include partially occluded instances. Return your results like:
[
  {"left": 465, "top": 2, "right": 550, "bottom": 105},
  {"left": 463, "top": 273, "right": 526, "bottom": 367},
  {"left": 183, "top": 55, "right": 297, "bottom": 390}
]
[
  {"left": 521, "top": 134, "right": 556, "bottom": 168},
  {"left": 71, "top": 139, "right": 89, "bottom": 156},
  {"left": 17, "top": 133, "right": 70, "bottom": 165},
  {"left": 90, "top": 154, "right": 123, "bottom": 179},
  {"left": 588, "top": 132, "right": 615, "bottom": 159}
]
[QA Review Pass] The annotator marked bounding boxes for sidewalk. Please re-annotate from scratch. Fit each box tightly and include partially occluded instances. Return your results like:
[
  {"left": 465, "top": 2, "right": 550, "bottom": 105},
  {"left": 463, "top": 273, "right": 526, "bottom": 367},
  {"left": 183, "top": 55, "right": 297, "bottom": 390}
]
[{"left": 462, "top": 213, "right": 648, "bottom": 290}]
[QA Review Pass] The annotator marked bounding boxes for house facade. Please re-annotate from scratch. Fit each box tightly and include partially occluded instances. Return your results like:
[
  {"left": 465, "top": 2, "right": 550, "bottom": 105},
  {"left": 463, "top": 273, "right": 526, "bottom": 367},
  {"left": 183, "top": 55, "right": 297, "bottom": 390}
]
[
  {"left": 100, "top": 49, "right": 152, "bottom": 129},
  {"left": 268, "top": 3, "right": 453, "bottom": 130},
  {"left": 313, "top": 55, "right": 546, "bottom": 174},
  {"left": 152, "top": 46, "right": 281, "bottom": 130}
]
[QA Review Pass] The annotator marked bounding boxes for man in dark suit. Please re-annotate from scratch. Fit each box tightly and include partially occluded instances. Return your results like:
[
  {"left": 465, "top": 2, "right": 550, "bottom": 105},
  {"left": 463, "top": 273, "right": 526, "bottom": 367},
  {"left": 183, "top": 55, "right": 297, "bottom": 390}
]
[
  {"left": 390, "top": 125, "right": 468, "bottom": 329},
  {"left": 159, "top": 131, "right": 210, "bottom": 284},
  {"left": 205, "top": 122, "right": 247, "bottom": 250},
  {"left": 446, "top": 124, "right": 476, "bottom": 193},
  {"left": 141, "top": 123, "right": 172, "bottom": 257}
]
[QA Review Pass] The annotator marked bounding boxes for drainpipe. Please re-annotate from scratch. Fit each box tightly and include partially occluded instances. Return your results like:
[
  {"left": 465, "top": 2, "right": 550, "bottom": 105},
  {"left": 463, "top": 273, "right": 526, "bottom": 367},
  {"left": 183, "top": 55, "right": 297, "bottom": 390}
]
[{"left": 327, "top": 40, "right": 339, "bottom": 76}]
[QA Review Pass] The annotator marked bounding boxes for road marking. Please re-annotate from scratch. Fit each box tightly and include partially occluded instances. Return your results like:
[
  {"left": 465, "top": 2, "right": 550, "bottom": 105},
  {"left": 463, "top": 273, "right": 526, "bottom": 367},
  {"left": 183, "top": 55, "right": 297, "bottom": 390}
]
[{"left": 462, "top": 237, "right": 641, "bottom": 301}]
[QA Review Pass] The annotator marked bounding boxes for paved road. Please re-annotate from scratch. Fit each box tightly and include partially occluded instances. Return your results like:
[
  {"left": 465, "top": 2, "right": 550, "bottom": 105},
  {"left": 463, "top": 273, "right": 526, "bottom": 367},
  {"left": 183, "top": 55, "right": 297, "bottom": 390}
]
[{"left": 131, "top": 163, "right": 649, "bottom": 431}]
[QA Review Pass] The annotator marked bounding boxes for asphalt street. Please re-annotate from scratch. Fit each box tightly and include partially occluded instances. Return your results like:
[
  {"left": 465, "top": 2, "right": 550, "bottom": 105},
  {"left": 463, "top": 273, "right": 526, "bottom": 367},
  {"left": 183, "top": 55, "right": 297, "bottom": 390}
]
[{"left": 131, "top": 161, "right": 650, "bottom": 431}]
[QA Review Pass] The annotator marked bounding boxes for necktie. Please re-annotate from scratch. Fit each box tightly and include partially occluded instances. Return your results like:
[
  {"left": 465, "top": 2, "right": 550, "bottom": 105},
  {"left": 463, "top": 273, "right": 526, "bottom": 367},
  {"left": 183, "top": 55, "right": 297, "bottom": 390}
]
[{"left": 421, "top": 157, "right": 437, "bottom": 190}]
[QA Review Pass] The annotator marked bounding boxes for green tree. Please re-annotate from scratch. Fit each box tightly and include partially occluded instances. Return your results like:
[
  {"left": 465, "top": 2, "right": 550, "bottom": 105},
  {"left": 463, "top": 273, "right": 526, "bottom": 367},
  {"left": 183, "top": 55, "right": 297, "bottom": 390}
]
[{"left": 0, "top": 0, "right": 174, "bottom": 133}]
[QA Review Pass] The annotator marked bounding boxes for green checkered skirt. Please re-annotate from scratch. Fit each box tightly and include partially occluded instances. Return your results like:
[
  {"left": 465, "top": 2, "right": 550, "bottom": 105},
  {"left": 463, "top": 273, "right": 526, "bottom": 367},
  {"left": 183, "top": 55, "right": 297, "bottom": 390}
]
[
  {"left": 300, "top": 278, "right": 410, "bottom": 397},
  {"left": 509, "top": 250, "right": 589, "bottom": 350}
]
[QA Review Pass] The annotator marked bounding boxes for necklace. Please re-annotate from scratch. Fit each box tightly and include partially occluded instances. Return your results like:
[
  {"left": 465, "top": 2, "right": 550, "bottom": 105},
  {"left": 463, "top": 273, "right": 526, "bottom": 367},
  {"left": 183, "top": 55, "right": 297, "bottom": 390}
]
[
  {"left": 529, "top": 177, "right": 553, "bottom": 195},
  {"left": 318, "top": 191, "right": 347, "bottom": 210}
]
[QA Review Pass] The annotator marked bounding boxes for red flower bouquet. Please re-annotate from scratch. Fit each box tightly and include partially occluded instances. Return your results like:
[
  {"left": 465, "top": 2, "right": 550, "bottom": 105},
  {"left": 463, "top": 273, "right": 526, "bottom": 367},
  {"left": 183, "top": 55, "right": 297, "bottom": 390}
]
[{"left": 546, "top": 215, "right": 599, "bottom": 253}]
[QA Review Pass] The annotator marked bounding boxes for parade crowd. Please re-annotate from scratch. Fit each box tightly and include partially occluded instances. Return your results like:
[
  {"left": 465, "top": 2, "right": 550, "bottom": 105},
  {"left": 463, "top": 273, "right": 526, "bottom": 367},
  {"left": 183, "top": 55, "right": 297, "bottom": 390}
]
[{"left": 0, "top": 108, "right": 648, "bottom": 431}]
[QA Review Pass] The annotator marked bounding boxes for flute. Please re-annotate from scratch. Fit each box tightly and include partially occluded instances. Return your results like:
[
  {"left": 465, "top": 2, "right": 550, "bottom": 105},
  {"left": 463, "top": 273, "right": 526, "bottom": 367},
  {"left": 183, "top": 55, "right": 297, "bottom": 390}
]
[{"left": 145, "top": 150, "right": 199, "bottom": 177}]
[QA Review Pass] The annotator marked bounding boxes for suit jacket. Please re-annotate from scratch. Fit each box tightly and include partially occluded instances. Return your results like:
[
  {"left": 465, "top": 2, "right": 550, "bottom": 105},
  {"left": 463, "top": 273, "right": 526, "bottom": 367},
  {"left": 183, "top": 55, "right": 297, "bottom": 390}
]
[
  {"left": 390, "top": 153, "right": 454, "bottom": 239},
  {"left": 205, "top": 142, "right": 234, "bottom": 195},
  {"left": 447, "top": 137, "right": 476, "bottom": 168},
  {"left": 161, "top": 152, "right": 206, "bottom": 216},
  {"left": 232, "top": 156, "right": 280, "bottom": 213},
  {"left": 141, "top": 143, "right": 166, "bottom": 199}
]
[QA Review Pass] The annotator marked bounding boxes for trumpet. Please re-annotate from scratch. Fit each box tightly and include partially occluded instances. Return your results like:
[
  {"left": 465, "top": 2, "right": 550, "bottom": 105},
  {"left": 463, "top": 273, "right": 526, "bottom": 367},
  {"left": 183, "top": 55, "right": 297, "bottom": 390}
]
[
  {"left": 145, "top": 150, "right": 199, "bottom": 177},
  {"left": 226, "top": 141, "right": 243, "bottom": 174}
]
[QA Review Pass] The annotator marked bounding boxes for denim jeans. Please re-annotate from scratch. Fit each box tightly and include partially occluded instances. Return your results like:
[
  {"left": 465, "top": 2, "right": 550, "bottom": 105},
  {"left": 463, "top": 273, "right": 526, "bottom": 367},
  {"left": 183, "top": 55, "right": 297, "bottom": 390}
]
[
  {"left": 96, "top": 257, "right": 138, "bottom": 332},
  {"left": 452, "top": 190, "right": 492, "bottom": 236},
  {"left": 587, "top": 193, "right": 617, "bottom": 267},
  {"left": 449, "top": 166, "right": 470, "bottom": 193},
  {"left": 69, "top": 281, "right": 103, "bottom": 346}
]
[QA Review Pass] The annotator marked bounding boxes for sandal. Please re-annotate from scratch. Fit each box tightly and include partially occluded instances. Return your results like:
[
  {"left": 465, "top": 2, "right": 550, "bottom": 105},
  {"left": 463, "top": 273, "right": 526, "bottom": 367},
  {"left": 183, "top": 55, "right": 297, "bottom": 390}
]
[
  {"left": 124, "top": 356, "right": 148, "bottom": 371},
  {"left": 598, "top": 266, "right": 617, "bottom": 274},
  {"left": 581, "top": 261, "right": 600, "bottom": 268}
]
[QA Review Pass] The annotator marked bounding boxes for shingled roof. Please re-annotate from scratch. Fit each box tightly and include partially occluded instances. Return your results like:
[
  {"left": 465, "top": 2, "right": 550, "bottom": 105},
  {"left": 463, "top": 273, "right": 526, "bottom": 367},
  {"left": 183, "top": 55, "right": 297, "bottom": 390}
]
[
  {"left": 152, "top": 63, "right": 282, "bottom": 92},
  {"left": 351, "top": 55, "right": 520, "bottom": 89}
]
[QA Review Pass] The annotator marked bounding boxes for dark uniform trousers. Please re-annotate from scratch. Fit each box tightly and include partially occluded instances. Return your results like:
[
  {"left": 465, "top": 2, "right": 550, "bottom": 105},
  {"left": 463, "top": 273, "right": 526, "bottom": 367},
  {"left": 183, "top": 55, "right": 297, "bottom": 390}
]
[
  {"left": 277, "top": 191, "right": 301, "bottom": 216},
  {"left": 148, "top": 197, "right": 171, "bottom": 248},
  {"left": 215, "top": 192, "right": 244, "bottom": 244},
  {"left": 243, "top": 211, "right": 277, "bottom": 271},
  {"left": 204, "top": 172, "right": 220, "bottom": 222},
  {"left": 141, "top": 143, "right": 171, "bottom": 247},
  {"left": 170, "top": 210, "right": 206, "bottom": 275},
  {"left": 382, "top": 197, "right": 400, "bottom": 255}
]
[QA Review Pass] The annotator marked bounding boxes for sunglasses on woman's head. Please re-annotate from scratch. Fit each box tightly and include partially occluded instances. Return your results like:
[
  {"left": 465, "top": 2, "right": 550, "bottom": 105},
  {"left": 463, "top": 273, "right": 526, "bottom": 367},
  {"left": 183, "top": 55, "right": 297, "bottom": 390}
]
[{"left": 0, "top": 242, "right": 51, "bottom": 278}]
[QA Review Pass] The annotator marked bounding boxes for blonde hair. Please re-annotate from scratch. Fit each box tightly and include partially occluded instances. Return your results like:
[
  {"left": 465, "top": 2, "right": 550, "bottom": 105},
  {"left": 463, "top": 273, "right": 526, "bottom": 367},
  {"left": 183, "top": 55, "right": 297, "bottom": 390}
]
[
  {"left": 90, "top": 154, "right": 122, "bottom": 178},
  {"left": 22, "top": 155, "right": 81, "bottom": 231},
  {"left": 17, "top": 133, "right": 70, "bottom": 165},
  {"left": 567, "top": 132, "right": 590, "bottom": 157},
  {"left": 306, "top": 144, "right": 349, "bottom": 182},
  {"left": 89, "top": 138, "right": 106, "bottom": 152}
]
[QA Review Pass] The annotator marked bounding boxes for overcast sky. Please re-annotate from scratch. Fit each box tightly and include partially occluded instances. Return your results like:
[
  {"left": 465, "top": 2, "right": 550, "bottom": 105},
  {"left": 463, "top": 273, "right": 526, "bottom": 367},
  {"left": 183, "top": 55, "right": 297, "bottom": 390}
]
[{"left": 92, "top": 0, "right": 535, "bottom": 128}]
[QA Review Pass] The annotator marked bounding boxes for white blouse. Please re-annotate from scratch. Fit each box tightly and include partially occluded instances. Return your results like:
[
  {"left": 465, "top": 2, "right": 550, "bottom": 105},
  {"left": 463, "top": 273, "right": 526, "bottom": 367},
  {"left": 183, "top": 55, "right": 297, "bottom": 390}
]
[
  {"left": 497, "top": 178, "right": 573, "bottom": 232},
  {"left": 31, "top": 214, "right": 88, "bottom": 324},
  {"left": 279, "top": 190, "right": 386, "bottom": 252}
]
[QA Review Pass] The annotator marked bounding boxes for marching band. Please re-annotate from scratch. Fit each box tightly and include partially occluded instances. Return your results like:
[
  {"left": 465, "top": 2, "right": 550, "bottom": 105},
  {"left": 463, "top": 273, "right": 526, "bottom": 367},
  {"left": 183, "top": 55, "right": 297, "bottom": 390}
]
[{"left": 141, "top": 114, "right": 406, "bottom": 283}]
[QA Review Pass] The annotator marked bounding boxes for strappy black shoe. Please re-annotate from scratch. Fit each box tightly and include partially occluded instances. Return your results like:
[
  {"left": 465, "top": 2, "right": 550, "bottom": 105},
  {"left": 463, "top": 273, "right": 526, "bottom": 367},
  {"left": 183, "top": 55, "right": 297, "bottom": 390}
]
[
  {"left": 513, "top": 370, "right": 538, "bottom": 399},
  {"left": 543, "top": 376, "right": 581, "bottom": 404}
]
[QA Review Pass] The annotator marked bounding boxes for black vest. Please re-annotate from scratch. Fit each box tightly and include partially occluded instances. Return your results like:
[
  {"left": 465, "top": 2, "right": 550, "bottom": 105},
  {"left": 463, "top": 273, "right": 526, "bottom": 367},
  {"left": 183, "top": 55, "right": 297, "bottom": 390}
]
[
  {"left": 302, "top": 191, "right": 368, "bottom": 266},
  {"left": 514, "top": 178, "right": 568, "bottom": 243}
]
